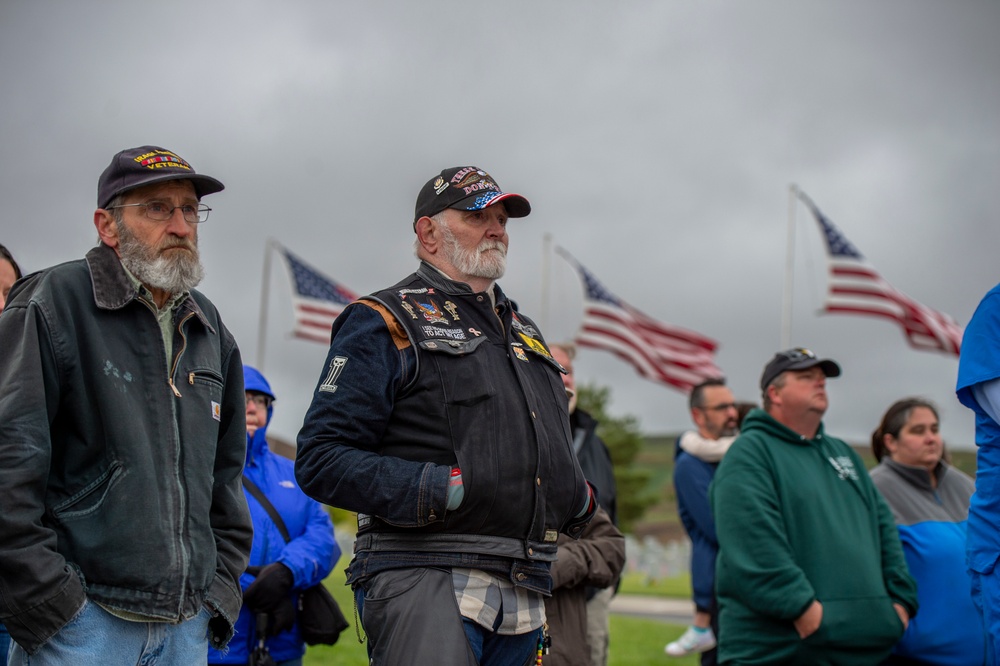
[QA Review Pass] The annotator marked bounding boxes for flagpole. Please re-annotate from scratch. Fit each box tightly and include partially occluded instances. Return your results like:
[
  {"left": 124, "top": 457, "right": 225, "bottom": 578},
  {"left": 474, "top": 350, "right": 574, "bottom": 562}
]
[
  {"left": 541, "top": 233, "right": 552, "bottom": 333},
  {"left": 256, "top": 239, "right": 276, "bottom": 372},
  {"left": 781, "top": 184, "right": 798, "bottom": 348}
]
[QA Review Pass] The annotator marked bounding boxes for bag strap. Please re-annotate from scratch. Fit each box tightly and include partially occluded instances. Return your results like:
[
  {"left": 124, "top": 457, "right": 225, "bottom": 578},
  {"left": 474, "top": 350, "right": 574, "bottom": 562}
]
[{"left": 242, "top": 476, "right": 291, "bottom": 544}]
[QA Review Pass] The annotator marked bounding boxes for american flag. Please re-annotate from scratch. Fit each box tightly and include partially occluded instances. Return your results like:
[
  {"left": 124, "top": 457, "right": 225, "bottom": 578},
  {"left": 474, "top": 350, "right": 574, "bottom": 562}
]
[
  {"left": 558, "top": 248, "right": 723, "bottom": 393},
  {"left": 800, "top": 193, "right": 962, "bottom": 356},
  {"left": 280, "top": 247, "right": 358, "bottom": 344}
]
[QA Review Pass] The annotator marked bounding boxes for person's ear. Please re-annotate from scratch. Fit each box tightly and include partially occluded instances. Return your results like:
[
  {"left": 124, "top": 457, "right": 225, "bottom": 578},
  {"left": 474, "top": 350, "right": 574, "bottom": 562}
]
[
  {"left": 414, "top": 216, "right": 440, "bottom": 254},
  {"left": 94, "top": 209, "right": 119, "bottom": 249}
]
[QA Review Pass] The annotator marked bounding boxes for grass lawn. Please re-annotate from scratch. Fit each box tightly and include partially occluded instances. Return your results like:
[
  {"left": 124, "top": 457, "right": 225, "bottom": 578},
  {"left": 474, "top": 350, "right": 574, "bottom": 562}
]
[
  {"left": 619, "top": 571, "right": 693, "bottom": 599},
  {"left": 304, "top": 610, "right": 700, "bottom": 666}
]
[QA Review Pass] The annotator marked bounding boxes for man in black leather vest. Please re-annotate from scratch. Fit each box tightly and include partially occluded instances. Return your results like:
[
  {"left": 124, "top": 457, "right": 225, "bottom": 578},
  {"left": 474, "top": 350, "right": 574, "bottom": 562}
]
[{"left": 296, "top": 166, "right": 596, "bottom": 666}]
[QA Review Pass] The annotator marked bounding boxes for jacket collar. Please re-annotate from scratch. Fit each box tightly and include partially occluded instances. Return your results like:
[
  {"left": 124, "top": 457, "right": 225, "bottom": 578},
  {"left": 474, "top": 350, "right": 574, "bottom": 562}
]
[
  {"left": 882, "top": 456, "right": 946, "bottom": 492},
  {"left": 246, "top": 420, "right": 271, "bottom": 467},
  {"left": 743, "top": 407, "right": 828, "bottom": 445},
  {"left": 85, "top": 243, "right": 215, "bottom": 333},
  {"left": 415, "top": 260, "right": 509, "bottom": 306}
]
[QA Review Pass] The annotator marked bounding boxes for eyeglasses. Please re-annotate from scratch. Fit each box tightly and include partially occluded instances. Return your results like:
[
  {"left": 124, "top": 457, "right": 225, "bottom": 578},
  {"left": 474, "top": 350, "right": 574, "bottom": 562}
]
[
  {"left": 245, "top": 393, "right": 272, "bottom": 409},
  {"left": 106, "top": 201, "right": 212, "bottom": 224},
  {"left": 700, "top": 402, "right": 737, "bottom": 413}
]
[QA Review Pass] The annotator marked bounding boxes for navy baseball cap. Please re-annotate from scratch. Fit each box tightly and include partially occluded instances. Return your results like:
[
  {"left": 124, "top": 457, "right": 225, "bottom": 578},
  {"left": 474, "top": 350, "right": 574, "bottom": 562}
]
[
  {"left": 760, "top": 347, "right": 841, "bottom": 391},
  {"left": 413, "top": 166, "right": 530, "bottom": 225},
  {"left": 98, "top": 145, "right": 224, "bottom": 209}
]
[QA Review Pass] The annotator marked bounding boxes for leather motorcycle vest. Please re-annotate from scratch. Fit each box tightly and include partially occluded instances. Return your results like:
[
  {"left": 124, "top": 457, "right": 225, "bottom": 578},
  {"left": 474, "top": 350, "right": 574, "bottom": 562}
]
[{"left": 363, "top": 270, "right": 586, "bottom": 553}]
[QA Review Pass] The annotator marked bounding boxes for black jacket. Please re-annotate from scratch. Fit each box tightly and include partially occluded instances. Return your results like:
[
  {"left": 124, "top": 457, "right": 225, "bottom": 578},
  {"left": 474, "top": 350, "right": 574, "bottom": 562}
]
[
  {"left": 0, "top": 244, "right": 252, "bottom": 653},
  {"left": 296, "top": 263, "right": 594, "bottom": 593}
]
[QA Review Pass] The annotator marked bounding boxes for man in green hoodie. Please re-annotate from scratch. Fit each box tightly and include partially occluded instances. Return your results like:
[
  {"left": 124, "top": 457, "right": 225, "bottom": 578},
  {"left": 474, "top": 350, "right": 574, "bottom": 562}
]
[{"left": 710, "top": 348, "right": 917, "bottom": 665}]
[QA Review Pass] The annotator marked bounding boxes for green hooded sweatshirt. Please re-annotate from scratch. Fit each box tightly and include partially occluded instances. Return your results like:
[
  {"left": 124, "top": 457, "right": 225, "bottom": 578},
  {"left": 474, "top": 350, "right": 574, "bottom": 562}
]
[{"left": 710, "top": 409, "right": 918, "bottom": 665}]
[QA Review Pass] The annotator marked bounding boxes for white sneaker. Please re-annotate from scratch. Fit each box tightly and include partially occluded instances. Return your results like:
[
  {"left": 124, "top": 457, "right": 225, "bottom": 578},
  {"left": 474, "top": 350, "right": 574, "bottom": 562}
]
[{"left": 665, "top": 626, "right": 716, "bottom": 656}]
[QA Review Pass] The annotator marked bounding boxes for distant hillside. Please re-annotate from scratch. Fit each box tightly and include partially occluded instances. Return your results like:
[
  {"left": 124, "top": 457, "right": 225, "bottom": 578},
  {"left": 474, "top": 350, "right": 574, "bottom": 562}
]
[{"left": 633, "top": 433, "right": 978, "bottom": 545}]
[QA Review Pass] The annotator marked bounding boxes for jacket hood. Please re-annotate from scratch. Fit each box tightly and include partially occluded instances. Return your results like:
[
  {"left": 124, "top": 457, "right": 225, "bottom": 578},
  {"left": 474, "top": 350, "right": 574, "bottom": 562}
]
[
  {"left": 243, "top": 365, "right": 275, "bottom": 400},
  {"left": 740, "top": 407, "right": 827, "bottom": 445},
  {"left": 243, "top": 365, "right": 275, "bottom": 463}
]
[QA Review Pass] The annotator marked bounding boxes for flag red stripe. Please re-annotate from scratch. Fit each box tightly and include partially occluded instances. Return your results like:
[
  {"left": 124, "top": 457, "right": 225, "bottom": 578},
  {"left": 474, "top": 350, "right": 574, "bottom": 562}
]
[
  {"left": 293, "top": 329, "right": 333, "bottom": 344},
  {"left": 804, "top": 196, "right": 962, "bottom": 356}
]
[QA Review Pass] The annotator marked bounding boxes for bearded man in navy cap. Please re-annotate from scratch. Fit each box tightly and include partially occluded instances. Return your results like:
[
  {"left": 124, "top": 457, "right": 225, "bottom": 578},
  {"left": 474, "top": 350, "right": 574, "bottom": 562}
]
[
  {"left": 0, "top": 146, "right": 251, "bottom": 664},
  {"left": 296, "top": 166, "right": 597, "bottom": 665}
]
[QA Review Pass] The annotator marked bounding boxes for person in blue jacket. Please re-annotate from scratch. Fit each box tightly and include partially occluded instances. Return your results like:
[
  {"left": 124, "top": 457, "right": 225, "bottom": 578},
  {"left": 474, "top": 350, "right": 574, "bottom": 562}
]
[
  {"left": 957, "top": 282, "right": 1000, "bottom": 665},
  {"left": 209, "top": 366, "right": 339, "bottom": 666},
  {"left": 667, "top": 378, "right": 739, "bottom": 662},
  {"left": 870, "top": 398, "right": 985, "bottom": 665}
]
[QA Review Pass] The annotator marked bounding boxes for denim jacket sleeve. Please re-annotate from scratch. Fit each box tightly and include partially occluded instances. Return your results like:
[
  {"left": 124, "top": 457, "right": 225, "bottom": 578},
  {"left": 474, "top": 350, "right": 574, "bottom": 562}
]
[{"left": 295, "top": 303, "right": 451, "bottom": 526}]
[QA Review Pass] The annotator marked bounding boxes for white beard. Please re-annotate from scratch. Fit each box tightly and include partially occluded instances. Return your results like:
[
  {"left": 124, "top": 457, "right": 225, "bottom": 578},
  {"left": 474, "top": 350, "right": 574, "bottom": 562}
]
[
  {"left": 115, "top": 219, "right": 204, "bottom": 295},
  {"left": 440, "top": 224, "right": 507, "bottom": 280}
]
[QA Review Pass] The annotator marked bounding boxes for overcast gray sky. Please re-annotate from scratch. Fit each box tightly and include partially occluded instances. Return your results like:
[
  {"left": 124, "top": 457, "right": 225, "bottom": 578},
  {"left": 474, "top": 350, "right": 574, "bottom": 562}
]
[{"left": 2, "top": 1, "right": 997, "bottom": 449}]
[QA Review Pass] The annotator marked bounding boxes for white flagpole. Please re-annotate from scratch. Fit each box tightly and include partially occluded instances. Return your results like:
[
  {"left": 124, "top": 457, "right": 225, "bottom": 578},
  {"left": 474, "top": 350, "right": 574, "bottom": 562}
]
[
  {"left": 781, "top": 185, "right": 798, "bottom": 349},
  {"left": 541, "top": 233, "right": 552, "bottom": 333},
  {"left": 256, "top": 239, "right": 276, "bottom": 372}
]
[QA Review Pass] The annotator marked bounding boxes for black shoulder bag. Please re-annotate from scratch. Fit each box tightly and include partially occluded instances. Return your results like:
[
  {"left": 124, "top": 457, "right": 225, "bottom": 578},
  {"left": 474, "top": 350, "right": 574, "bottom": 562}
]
[{"left": 242, "top": 476, "right": 349, "bottom": 646}]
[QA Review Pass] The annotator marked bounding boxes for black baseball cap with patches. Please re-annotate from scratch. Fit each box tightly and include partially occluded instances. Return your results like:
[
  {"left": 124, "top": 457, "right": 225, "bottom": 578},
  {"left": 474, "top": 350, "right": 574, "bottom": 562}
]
[
  {"left": 413, "top": 166, "right": 531, "bottom": 225},
  {"left": 98, "top": 145, "right": 224, "bottom": 209},
  {"left": 760, "top": 347, "right": 842, "bottom": 391}
]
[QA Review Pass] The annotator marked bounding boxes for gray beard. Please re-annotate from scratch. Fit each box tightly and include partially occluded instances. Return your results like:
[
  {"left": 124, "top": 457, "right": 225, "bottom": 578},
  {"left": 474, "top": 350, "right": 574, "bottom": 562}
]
[
  {"left": 441, "top": 225, "right": 507, "bottom": 280},
  {"left": 115, "top": 220, "right": 204, "bottom": 295}
]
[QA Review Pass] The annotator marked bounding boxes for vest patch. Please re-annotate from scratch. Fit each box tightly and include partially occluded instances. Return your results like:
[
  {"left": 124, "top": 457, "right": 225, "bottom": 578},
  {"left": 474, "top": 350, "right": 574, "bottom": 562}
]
[
  {"left": 319, "top": 356, "right": 348, "bottom": 394},
  {"left": 512, "top": 313, "right": 553, "bottom": 360},
  {"left": 415, "top": 298, "right": 449, "bottom": 324},
  {"left": 422, "top": 325, "right": 467, "bottom": 340}
]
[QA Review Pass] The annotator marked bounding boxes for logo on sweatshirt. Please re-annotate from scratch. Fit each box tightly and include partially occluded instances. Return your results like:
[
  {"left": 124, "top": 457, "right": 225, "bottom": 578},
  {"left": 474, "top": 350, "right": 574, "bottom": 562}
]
[{"left": 827, "top": 456, "right": 859, "bottom": 481}]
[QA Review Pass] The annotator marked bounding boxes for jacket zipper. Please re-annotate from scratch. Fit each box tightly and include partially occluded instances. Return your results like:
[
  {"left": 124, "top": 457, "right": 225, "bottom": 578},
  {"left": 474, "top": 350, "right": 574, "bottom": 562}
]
[
  {"left": 168, "top": 312, "right": 195, "bottom": 397},
  {"left": 170, "top": 310, "right": 195, "bottom": 611}
]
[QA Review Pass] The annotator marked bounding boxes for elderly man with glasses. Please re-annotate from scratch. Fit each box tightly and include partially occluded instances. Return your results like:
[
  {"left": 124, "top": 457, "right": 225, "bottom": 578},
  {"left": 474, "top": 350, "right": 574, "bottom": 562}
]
[
  {"left": 709, "top": 348, "right": 917, "bottom": 665},
  {"left": 0, "top": 146, "right": 252, "bottom": 664}
]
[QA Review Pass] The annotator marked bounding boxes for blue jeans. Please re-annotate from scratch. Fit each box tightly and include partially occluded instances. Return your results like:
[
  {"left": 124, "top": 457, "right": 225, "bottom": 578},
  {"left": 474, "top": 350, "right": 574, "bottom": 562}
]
[
  {"left": 8, "top": 600, "right": 211, "bottom": 665},
  {"left": 461, "top": 620, "right": 541, "bottom": 666},
  {"left": 1, "top": 623, "right": 10, "bottom": 665}
]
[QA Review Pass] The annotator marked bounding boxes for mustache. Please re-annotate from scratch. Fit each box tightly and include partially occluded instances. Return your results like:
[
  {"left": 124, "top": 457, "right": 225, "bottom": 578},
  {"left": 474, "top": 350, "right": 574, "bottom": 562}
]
[
  {"left": 160, "top": 239, "right": 197, "bottom": 252},
  {"left": 478, "top": 240, "right": 507, "bottom": 254}
]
